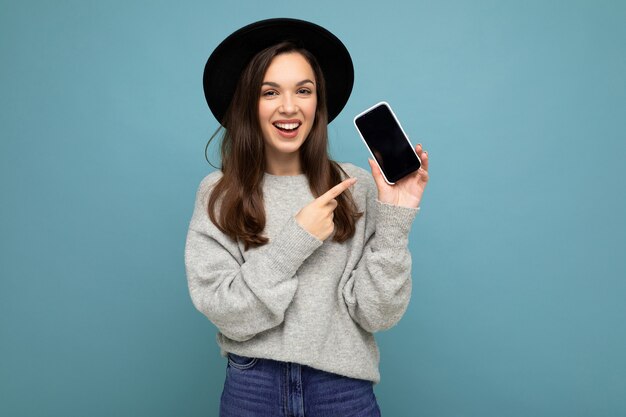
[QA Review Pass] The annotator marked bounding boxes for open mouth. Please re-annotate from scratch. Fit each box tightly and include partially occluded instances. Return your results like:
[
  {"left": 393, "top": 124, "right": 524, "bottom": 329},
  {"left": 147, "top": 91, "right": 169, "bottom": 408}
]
[{"left": 273, "top": 122, "right": 301, "bottom": 132}]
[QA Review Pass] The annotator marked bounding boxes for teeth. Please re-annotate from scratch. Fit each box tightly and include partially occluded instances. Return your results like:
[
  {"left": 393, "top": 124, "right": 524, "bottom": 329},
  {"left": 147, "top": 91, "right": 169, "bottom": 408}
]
[{"left": 274, "top": 122, "right": 300, "bottom": 130}]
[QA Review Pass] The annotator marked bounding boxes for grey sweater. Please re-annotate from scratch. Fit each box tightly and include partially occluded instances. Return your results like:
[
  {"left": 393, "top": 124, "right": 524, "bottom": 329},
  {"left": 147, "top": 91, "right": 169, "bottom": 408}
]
[{"left": 184, "top": 163, "right": 418, "bottom": 383}]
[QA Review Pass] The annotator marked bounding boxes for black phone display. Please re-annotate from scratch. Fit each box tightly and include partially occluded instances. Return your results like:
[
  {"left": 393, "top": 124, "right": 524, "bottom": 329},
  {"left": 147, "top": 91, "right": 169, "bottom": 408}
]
[{"left": 354, "top": 102, "right": 421, "bottom": 184}]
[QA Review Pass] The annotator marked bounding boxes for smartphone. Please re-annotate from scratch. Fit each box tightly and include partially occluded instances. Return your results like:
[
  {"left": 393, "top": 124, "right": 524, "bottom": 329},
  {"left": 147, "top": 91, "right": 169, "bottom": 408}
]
[{"left": 353, "top": 102, "right": 421, "bottom": 184}]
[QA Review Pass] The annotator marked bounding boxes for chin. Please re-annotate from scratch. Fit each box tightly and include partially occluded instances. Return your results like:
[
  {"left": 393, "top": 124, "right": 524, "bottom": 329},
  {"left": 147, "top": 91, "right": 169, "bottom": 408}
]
[
  {"left": 267, "top": 133, "right": 307, "bottom": 152},
  {"left": 274, "top": 140, "right": 305, "bottom": 155}
]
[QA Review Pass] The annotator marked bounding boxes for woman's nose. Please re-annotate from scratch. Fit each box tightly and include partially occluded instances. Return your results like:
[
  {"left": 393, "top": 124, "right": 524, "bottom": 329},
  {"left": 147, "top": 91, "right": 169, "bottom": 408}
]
[{"left": 279, "top": 94, "right": 298, "bottom": 114}]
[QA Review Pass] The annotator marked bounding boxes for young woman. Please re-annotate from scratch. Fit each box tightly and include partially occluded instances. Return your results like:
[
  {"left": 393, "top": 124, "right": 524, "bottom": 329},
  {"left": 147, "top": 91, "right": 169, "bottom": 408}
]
[{"left": 185, "top": 18, "right": 429, "bottom": 417}]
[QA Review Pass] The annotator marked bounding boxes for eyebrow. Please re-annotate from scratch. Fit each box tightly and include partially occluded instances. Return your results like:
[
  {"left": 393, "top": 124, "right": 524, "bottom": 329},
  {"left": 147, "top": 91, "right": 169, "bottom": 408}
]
[{"left": 261, "top": 79, "right": 315, "bottom": 88}]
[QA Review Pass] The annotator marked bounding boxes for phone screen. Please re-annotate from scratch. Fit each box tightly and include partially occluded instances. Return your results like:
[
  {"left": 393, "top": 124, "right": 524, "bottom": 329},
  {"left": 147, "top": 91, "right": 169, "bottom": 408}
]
[{"left": 354, "top": 103, "right": 421, "bottom": 183}]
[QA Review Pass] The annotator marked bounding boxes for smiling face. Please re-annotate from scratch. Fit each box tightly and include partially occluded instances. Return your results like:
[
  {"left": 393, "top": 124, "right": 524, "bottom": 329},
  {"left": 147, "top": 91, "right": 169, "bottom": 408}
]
[{"left": 258, "top": 52, "right": 317, "bottom": 175}]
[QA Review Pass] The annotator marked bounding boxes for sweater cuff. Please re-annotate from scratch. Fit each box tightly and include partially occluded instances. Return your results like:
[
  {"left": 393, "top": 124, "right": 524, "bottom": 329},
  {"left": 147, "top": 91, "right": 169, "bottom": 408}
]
[
  {"left": 264, "top": 215, "right": 323, "bottom": 275},
  {"left": 373, "top": 200, "right": 419, "bottom": 249}
]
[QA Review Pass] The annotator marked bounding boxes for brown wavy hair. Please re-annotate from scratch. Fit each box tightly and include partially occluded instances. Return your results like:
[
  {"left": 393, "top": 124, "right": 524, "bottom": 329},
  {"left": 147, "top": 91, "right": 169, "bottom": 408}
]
[{"left": 207, "top": 41, "right": 362, "bottom": 250}]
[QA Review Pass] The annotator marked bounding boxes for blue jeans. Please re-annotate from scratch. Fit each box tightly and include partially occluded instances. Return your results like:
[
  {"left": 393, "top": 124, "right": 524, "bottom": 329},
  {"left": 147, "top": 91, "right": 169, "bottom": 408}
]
[{"left": 220, "top": 353, "right": 382, "bottom": 417}]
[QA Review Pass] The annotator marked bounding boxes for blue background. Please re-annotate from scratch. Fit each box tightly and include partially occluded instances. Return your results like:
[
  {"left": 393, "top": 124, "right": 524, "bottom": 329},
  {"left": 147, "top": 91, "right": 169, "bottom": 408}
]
[{"left": 1, "top": 0, "right": 625, "bottom": 416}]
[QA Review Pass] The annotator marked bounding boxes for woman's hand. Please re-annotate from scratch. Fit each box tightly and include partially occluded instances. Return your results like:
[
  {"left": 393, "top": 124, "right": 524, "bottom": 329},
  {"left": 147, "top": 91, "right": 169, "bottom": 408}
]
[
  {"left": 368, "top": 143, "right": 429, "bottom": 209},
  {"left": 295, "top": 177, "right": 357, "bottom": 241}
]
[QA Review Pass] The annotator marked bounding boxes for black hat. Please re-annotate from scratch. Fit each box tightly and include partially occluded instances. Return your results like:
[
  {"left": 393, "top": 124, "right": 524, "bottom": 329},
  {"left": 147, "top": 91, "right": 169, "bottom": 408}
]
[{"left": 203, "top": 18, "right": 354, "bottom": 125}]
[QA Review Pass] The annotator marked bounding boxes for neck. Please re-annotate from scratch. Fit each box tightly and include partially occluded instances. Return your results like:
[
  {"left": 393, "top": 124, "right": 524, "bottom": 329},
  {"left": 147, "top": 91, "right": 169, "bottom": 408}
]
[{"left": 265, "top": 150, "right": 302, "bottom": 176}]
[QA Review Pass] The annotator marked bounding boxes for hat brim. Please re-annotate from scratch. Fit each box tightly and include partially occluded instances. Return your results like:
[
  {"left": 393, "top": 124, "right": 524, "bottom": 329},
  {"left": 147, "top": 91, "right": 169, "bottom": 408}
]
[{"left": 203, "top": 18, "right": 354, "bottom": 125}]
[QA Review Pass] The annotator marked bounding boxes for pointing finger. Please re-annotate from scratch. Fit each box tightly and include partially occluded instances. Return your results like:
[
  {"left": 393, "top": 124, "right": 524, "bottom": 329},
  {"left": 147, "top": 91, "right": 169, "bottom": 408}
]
[{"left": 319, "top": 177, "right": 357, "bottom": 204}]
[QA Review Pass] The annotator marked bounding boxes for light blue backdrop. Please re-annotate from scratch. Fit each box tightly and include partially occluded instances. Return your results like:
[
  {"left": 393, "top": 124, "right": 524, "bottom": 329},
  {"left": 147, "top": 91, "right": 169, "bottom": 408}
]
[{"left": 1, "top": 0, "right": 624, "bottom": 416}]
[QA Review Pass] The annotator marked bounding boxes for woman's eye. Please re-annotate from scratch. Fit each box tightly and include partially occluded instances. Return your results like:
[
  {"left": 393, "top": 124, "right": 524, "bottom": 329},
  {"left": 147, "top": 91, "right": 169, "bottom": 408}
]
[
  {"left": 262, "top": 90, "right": 278, "bottom": 97},
  {"left": 297, "top": 88, "right": 312, "bottom": 95}
]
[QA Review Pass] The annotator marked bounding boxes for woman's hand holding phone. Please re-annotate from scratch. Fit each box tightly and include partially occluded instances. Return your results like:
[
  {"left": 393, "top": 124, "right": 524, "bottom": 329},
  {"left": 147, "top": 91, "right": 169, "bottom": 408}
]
[
  {"left": 368, "top": 143, "right": 429, "bottom": 209},
  {"left": 295, "top": 178, "right": 357, "bottom": 241}
]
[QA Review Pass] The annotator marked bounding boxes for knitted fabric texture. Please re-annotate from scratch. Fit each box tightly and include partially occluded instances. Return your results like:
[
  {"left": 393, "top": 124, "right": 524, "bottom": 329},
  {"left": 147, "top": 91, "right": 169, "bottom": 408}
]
[{"left": 184, "top": 163, "right": 418, "bottom": 383}]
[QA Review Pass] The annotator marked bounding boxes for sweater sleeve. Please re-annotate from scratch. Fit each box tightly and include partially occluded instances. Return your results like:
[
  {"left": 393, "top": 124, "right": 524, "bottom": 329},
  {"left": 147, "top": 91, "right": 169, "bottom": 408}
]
[
  {"left": 184, "top": 175, "right": 323, "bottom": 342},
  {"left": 342, "top": 175, "right": 419, "bottom": 333}
]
